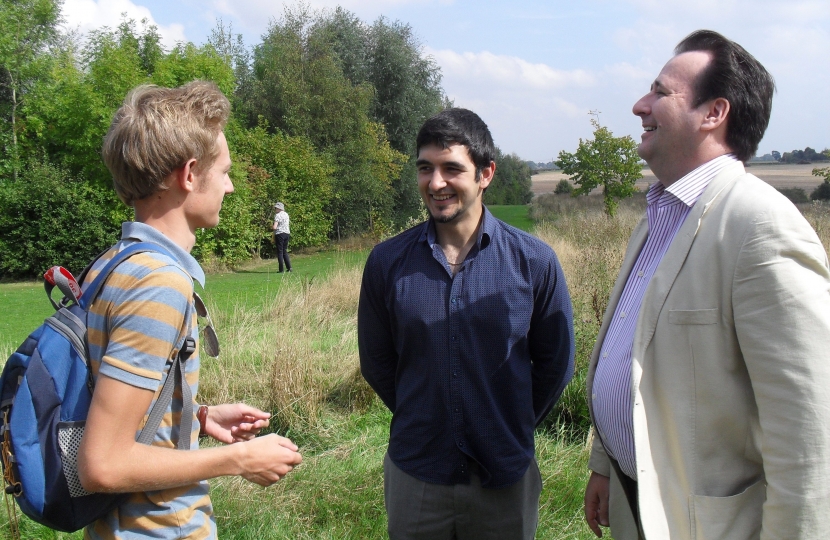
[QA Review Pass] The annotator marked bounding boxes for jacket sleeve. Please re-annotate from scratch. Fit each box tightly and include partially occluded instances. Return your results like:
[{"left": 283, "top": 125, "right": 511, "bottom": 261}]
[
  {"left": 732, "top": 203, "right": 830, "bottom": 539},
  {"left": 357, "top": 250, "right": 398, "bottom": 412},
  {"left": 588, "top": 430, "right": 612, "bottom": 477}
]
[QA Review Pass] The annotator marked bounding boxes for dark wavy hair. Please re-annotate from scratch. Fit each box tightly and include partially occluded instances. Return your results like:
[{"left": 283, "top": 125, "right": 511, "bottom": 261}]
[
  {"left": 675, "top": 30, "right": 775, "bottom": 162},
  {"left": 415, "top": 108, "right": 496, "bottom": 179}
]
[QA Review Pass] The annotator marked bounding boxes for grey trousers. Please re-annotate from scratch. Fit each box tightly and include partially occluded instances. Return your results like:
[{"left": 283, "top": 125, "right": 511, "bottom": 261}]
[{"left": 384, "top": 453, "right": 542, "bottom": 540}]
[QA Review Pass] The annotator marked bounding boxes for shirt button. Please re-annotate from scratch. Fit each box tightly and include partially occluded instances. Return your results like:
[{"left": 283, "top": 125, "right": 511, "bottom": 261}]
[
  {"left": 453, "top": 372, "right": 458, "bottom": 378},
  {"left": 455, "top": 408, "right": 460, "bottom": 412},
  {"left": 602, "top": 352, "right": 608, "bottom": 358},
  {"left": 637, "top": 270, "right": 644, "bottom": 277},
  {"left": 592, "top": 393, "right": 596, "bottom": 400},
  {"left": 458, "top": 442, "right": 464, "bottom": 447},
  {"left": 620, "top": 312, "right": 626, "bottom": 319},
  {"left": 451, "top": 297, "right": 456, "bottom": 304},
  {"left": 451, "top": 335, "right": 457, "bottom": 341}
]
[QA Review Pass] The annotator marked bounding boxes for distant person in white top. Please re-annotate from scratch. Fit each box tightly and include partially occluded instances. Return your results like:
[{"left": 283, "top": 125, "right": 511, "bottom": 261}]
[{"left": 272, "top": 202, "right": 292, "bottom": 273}]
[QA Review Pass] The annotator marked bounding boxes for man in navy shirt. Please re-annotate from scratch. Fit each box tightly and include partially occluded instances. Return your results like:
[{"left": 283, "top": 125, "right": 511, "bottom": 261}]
[{"left": 358, "top": 108, "right": 574, "bottom": 539}]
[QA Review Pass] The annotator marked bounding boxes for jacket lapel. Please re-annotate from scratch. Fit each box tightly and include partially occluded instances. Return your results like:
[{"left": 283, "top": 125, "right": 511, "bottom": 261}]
[{"left": 634, "top": 161, "right": 746, "bottom": 356}]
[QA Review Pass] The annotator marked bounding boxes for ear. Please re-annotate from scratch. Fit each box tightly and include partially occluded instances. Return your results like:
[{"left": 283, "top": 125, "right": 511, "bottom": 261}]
[
  {"left": 478, "top": 161, "right": 496, "bottom": 190},
  {"left": 700, "top": 97, "right": 730, "bottom": 132},
  {"left": 174, "top": 158, "right": 199, "bottom": 193}
]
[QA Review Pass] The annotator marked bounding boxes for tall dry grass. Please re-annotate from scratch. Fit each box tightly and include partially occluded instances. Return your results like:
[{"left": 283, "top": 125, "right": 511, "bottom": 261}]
[
  {"left": 532, "top": 193, "right": 830, "bottom": 439},
  {"left": 198, "top": 265, "right": 373, "bottom": 442},
  {"left": 800, "top": 201, "right": 830, "bottom": 251},
  {"left": 532, "top": 193, "right": 645, "bottom": 437}
]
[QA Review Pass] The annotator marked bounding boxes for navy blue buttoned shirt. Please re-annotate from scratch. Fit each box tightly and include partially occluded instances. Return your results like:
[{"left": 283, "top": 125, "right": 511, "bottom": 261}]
[{"left": 358, "top": 206, "right": 574, "bottom": 488}]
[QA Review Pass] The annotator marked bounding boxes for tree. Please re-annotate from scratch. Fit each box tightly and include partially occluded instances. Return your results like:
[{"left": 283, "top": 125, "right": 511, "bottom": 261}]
[
  {"left": 365, "top": 18, "right": 443, "bottom": 225},
  {"left": 0, "top": 0, "right": 62, "bottom": 180},
  {"left": 242, "top": 5, "right": 410, "bottom": 237},
  {"left": 312, "top": 9, "right": 444, "bottom": 227},
  {"left": 811, "top": 168, "right": 830, "bottom": 201},
  {"left": 781, "top": 147, "right": 830, "bottom": 164},
  {"left": 0, "top": 160, "right": 119, "bottom": 277},
  {"left": 486, "top": 149, "right": 533, "bottom": 205},
  {"left": 555, "top": 118, "right": 642, "bottom": 216}
]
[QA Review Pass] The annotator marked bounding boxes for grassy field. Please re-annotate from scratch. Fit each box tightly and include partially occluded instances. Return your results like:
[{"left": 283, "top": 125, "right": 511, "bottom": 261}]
[
  {"left": 4, "top": 196, "right": 829, "bottom": 539},
  {"left": 0, "top": 205, "right": 598, "bottom": 540},
  {"left": 0, "top": 250, "right": 370, "bottom": 350},
  {"left": 488, "top": 204, "right": 534, "bottom": 231},
  {"left": 9, "top": 196, "right": 829, "bottom": 539}
]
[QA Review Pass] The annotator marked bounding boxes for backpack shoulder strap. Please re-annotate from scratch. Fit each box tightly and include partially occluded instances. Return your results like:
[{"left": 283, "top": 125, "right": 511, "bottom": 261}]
[{"left": 81, "top": 241, "right": 196, "bottom": 450}]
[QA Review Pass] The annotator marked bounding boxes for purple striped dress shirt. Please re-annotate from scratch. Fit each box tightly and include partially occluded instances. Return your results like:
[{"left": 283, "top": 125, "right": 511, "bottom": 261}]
[{"left": 592, "top": 154, "right": 738, "bottom": 479}]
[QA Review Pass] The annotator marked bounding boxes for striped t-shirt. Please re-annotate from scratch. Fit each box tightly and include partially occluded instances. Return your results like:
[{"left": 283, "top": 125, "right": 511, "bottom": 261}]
[{"left": 82, "top": 222, "right": 216, "bottom": 540}]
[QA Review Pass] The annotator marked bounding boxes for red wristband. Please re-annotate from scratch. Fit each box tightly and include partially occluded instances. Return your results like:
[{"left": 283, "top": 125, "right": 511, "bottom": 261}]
[{"left": 197, "top": 405, "right": 208, "bottom": 438}]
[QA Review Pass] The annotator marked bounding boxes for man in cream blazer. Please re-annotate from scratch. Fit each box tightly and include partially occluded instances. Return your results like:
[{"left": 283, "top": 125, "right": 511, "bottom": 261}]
[{"left": 583, "top": 31, "right": 830, "bottom": 540}]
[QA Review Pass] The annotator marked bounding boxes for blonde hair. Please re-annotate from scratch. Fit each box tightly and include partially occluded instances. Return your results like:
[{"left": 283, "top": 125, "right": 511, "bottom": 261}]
[{"left": 102, "top": 80, "right": 230, "bottom": 206}]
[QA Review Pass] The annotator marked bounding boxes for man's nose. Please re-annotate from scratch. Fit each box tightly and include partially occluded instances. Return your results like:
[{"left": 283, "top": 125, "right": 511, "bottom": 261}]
[
  {"left": 632, "top": 94, "right": 649, "bottom": 116},
  {"left": 428, "top": 171, "right": 447, "bottom": 190}
]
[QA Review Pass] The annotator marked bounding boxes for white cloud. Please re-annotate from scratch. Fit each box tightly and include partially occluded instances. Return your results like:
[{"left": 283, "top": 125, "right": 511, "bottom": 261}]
[
  {"left": 427, "top": 47, "right": 595, "bottom": 90},
  {"left": 62, "top": 0, "right": 187, "bottom": 49},
  {"left": 424, "top": 46, "right": 657, "bottom": 159}
]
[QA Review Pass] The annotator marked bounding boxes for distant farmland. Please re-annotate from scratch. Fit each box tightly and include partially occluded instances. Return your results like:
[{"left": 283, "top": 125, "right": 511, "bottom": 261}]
[{"left": 532, "top": 162, "right": 826, "bottom": 196}]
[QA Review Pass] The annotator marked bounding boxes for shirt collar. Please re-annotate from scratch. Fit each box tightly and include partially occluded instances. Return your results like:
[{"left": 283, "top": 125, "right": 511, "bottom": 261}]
[
  {"left": 646, "top": 154, "right": 738, "bottom": 208},
  {"left": 120, "top": 222, "right": 206, "bottom": 287},
  {"left": 423, "top": 205, "right": 494, "bottom": 250}
]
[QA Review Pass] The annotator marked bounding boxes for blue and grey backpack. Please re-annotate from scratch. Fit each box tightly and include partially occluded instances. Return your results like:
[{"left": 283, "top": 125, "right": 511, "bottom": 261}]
[{"left": 0, "top": 242, "right": 195, "bottom": 532}]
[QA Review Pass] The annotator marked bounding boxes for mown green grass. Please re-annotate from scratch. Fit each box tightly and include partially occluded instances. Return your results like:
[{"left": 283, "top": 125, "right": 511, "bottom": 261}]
[
  {"left": 488, "top": 204, "right": 533, "bottom": 231},
  {"left": 0, "top": 250, "right": 370, "bottom": 350}
]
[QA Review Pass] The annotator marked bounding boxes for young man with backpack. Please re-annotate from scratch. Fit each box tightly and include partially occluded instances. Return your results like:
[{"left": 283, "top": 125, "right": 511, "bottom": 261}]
[{"left": 75, "top": 81, "right": 302, "bottom": 538}]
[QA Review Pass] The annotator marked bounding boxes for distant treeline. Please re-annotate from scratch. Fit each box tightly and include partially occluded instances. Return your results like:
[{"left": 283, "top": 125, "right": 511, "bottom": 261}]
[
  {"left": 755, "top": 147, "right": 830, "bottom": 163},
  {"left": 0, "top": 1, "right": 534, "bottom": 278}
]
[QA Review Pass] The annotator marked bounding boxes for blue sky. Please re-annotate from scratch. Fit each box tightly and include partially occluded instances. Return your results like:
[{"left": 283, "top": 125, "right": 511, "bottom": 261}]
[{"left": 62, "top": 0, "right": 829, "bottom": 162}]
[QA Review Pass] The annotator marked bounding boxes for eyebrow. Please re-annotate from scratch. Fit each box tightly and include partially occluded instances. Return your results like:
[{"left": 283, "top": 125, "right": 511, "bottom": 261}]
[
  {"left": 416, "top": 159, "right": 467, "bottom": 169},
  {"left": 652, "top": 79, "right": 668, "bottom": 92}
]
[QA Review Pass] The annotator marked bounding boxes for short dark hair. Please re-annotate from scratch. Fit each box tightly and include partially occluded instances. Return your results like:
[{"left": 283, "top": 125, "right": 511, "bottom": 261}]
[
  {"left": 674, "top": 30, "right": 775, "bottom": 163},
  {"left": 416, "top": 108, "right": 496, "bottom": 179}
]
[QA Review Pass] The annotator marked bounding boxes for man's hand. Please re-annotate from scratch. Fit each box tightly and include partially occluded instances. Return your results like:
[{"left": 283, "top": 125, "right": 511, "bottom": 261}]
[
  {"left": 238, "top": 434, "right": 302, "bottom": 486},
  {"left": 203, "top": 403, "right": 271, "bottom": 443},
  {"left": 585, "top": 471, "right": 610, "bottom": 537}
]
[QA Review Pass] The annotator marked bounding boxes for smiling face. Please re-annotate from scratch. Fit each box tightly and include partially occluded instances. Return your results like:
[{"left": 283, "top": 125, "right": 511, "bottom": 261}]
[
  {"left": 632, "top": 51, "right": 714, "bottom": 185},
  {"left": 187, "top": 131, "right": 234, "bottom": 229},
  {"left": 417, "top": 143, "right": 494, "bottom": 229}
]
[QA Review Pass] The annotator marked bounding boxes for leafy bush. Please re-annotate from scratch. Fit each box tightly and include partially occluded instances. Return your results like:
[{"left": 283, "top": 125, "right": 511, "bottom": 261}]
[
  {"left": 554, "top": 179, "right": 573, "bottom": 195},
  {"left": 486, "top": 150, "right": 533, "bottom": 205},
  {"left": 810, "top": 169, "right": 830, "bottom": 201},
  {"left": 193, "top": 158, "right": 260, "bottom": 266},
  {"left": 229, "top": 121, "right": 334, "bottom": 250},
  {"left": 811, "top": 182, "right": 830, "bottom": 201},
  {"left": 0, "top": 161, "right": 122, "bottom": 278},
  {"left": 778, "top": 187, "right": 808, "bottom": 204}
]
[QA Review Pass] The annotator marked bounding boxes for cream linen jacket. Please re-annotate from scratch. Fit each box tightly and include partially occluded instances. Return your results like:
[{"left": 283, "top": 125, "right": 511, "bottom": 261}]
[{"left": 586, "top": 162, "right": 830, "bottom": 540}]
